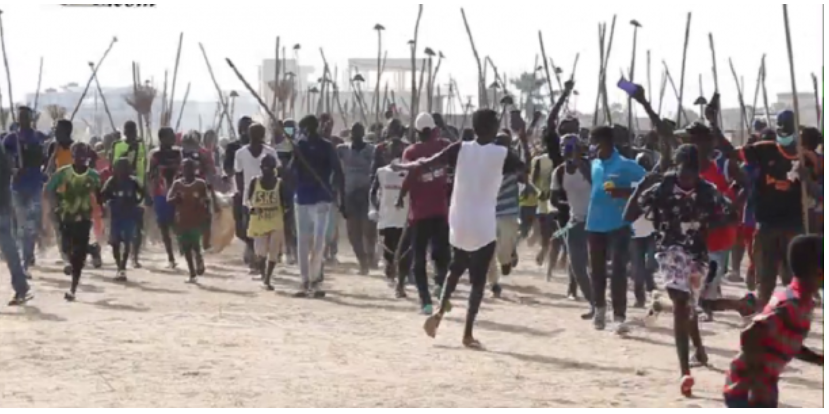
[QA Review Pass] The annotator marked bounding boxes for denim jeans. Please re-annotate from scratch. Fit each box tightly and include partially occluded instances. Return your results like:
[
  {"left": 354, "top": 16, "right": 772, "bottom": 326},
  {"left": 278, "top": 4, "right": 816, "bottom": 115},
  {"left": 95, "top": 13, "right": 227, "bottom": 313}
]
[
  {"left": 630, "top": 235, "right": 657, "bottom": 303},
  {"left": 296, "top": 201, "right": 332, "bottom": 285},
  {"left": 0, "top": 212, "right": 29, "bottom": 296},
  {"left": 588, "top": 227, "right": 632, "bottom": 319},
  {"left": 564, "top": 221, "right": 593, "bottom": 305},
  {"left": 12, "top": 190, "right": 42, "bottom": 268}
]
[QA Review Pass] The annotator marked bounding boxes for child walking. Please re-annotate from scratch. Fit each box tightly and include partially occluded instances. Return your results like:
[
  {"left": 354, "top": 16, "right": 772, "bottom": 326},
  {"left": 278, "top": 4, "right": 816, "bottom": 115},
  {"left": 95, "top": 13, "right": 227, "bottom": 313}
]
[
  {"left": 167, "top": 159, "right": 220, "bottom": 284},
  {"left": 100, "top": 157, "right": 144, "bottom": 282},
  {"left": 44, "top": 142, "right": 102, "bottom": 301},
  {"left": 625, "top": 144, "right": 736, "bottom": 397},
  {"left": 247, "top": 154, "right": 290, "bottom": 290},
  {"left": 723, "top": 235, "right": 823, "bottom": 408}
]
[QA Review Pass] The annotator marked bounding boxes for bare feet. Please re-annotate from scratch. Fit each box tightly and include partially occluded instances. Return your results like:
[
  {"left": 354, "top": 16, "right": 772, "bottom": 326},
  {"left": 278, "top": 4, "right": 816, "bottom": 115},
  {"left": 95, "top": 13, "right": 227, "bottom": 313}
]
[{"left": 462, "top": 336, "right": 484, "bottom": 350}]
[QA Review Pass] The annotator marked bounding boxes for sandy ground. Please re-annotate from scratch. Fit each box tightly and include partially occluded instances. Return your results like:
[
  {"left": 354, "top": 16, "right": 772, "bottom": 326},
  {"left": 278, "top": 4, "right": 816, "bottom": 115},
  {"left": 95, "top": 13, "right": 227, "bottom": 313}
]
[{"left": 0, "top": 241, "right": 823, "bottom": 408}]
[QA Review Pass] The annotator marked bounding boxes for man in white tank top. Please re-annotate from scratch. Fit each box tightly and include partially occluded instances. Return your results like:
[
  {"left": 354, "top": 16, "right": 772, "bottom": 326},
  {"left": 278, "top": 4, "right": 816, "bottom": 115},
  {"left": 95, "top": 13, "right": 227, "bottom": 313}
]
[
  {"left": 551, "top": 135, "right": 595, "bottom": 320},
  {"left": 392, "top": 109, "right": 527, "bottom": 349}
]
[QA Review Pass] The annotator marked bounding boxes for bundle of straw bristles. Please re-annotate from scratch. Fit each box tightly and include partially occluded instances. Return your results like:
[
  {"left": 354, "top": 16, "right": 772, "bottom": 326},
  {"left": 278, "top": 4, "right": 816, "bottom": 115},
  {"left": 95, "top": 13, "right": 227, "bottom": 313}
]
[
  {"left": 268, "top": 78, "right": 297, "bottom": 106},
  {"left": 45, "top": 104, "right": 67, "bottom": 121},
  {"left": 124, "top": 81, "right": 157, "bottom": 116}
]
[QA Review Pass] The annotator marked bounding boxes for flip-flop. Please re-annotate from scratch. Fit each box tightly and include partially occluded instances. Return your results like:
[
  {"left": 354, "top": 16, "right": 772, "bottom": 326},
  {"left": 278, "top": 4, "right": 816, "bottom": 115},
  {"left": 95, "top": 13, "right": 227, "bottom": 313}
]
[
  {"left": 423, "top": 315, "right": 441, "bottom": 338},
  {"left": 680, "top": 375, "right": 694, "bottom": 397},
  {"left": 8, "top": 293, "right": 33, "bottom": 306}
]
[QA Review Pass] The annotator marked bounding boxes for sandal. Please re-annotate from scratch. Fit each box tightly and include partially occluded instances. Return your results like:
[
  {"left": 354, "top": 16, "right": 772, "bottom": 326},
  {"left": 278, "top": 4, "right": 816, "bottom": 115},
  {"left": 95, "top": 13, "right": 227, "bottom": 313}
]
[{"left": 680, "top": 375, "right": 694, "bottom": 397}]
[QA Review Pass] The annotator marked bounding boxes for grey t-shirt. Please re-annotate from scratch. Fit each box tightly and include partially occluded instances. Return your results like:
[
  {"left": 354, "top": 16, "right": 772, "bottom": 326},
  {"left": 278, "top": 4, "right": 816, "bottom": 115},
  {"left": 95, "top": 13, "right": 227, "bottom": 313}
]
[
  {"left": 552, "top": 165, "right": 592, "bottom": 223},
  {"left": 336, "top": 142, "right": 375, "bottom": 194}
]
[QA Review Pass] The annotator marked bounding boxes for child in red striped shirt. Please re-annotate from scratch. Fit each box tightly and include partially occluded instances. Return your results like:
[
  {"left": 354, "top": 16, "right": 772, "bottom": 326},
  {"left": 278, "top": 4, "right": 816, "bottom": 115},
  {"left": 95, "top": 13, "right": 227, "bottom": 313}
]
[{"left": 723, "top": 234, "right": 823, "bottom": 408}]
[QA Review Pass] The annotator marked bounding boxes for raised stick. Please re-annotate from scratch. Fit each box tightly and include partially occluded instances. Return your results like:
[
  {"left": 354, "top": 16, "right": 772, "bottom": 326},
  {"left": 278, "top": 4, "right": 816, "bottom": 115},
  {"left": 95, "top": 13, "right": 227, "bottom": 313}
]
[
  {"left": 811, "top": 73, "right": 822, "bottom": 131},
  {"left": 33, "top": 56, "right": 43, "bottom": 115},
  {"left": 409, "top": 5, "right": 423, "bottom": 139},
  {"left": 373, "top": 24, "right": 385, "bottom": 125},
  {"left": 88, "top": 62, "right": 116, "bottom": 133},
  {"left": 749, "top": 55, "right": 764, "bottom": 124},
  {"left": 708, "top": 33, "right": 723, "bottom": 126},
  {"left": 538, "top": 31, "right": 555, "bottom": 107},
  {"left": 0, "top": 9, "right": 14, "bottom": 123},
  {"left": 676, "top": 12, "right": 692, "bottom": 126},
  {"left": 601, "top": 15, "right": 618, "bottom": 124},
  {"left": 593, "top": 23, "right": 606, "bottom": 126},
  {"left": 781, "top": 4, "right": 810, "bottom": 233},
  {"left": 270, "top": 36, "right": 280, "bottom": 114},
  {"left": 728, "top": 58, "right": 751, "bottom": 132},
  {"left": 71, "top": 37, "right": 117, "bottom": 121},
  {"left": 461, "top": 8, "right": 487, "bottom": 108},
  {"left": 175, "top": 82, "right": 190, "bottom": 131},
  {"left": 199, "top": 43, "right": 235, "bottom": 139},
  {"left": 760, "top": 55, "right": 771, "bottom": 126},
  {"left": 168, "top": 32, "right": 183, "bottom": 124}
]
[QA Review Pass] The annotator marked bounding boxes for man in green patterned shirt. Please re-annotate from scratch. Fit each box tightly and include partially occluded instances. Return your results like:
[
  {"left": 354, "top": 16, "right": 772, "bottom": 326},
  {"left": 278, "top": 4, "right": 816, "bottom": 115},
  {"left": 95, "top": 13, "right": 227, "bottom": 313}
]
[{"left": 45, "top": 142, "right": 101, "bottom": 301}]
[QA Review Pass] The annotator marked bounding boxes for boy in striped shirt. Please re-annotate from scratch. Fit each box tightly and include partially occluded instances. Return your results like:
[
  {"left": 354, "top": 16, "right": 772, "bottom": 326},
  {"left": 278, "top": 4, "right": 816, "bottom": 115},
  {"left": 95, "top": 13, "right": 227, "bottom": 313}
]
[
  {"left": 487, "top": 133, "right": 523, "bottom": 298},
  {"left": 723, "top": 235, "right": 823, "bottom": 408}
]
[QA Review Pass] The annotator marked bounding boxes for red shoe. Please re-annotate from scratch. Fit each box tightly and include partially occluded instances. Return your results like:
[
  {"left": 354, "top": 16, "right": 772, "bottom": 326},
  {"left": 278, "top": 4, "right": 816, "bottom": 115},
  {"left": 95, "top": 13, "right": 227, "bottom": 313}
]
[{"left": 680, "top": 375, "right": 694, "bottom": 397}]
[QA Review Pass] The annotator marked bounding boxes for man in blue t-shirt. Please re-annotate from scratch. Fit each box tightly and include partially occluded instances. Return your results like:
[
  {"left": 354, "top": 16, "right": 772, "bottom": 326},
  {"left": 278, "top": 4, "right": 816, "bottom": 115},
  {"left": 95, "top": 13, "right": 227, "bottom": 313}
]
[
  {"left": 3, "top": 106, "right": 47, "bottom": 270},
  {"left": 290, "top": 115, "right": 345, "bottom": 298},
  {"left": 586, "top": 126, "right": 646, "bottom": 332}
]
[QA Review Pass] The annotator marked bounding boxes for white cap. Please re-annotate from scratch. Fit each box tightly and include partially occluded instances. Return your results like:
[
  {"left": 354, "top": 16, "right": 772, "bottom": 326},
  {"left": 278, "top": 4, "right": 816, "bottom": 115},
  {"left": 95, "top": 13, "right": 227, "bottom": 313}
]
[{"left": 414, "top": 112, "right": 436, "bottom": 132}]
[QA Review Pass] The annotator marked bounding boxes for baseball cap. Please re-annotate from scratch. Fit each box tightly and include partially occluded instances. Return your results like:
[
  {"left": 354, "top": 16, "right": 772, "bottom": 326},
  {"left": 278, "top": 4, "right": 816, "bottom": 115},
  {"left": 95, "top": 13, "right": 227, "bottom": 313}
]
[
  {"left": 777, "top": 109, "right": 795, "bottom": 124},
  {"left": 415, "top": 112, "right": 436, "bottom": 132}
]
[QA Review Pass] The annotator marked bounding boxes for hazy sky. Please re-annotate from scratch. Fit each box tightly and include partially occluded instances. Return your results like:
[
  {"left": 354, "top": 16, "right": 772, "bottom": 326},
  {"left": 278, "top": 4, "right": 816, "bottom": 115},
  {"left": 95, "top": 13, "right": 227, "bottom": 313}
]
[{"left": 0, "top": 2, "right": 823, "bottom": 117}]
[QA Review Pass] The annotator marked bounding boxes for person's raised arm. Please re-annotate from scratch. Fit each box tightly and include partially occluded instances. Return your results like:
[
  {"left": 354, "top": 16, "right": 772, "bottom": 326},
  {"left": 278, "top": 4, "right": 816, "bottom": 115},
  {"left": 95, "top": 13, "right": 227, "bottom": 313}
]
[
  {"left": 369, "top": 172, "right": 381, "bottom": 211},
  {"left": 623, "top": 173, "right": 662, "bottom": 223},
  {"left": 391, "top": 141, "right": 461, "bottom": 172},
  {"left": 546, "top": 80, "right": 575, "bottom": 131}
]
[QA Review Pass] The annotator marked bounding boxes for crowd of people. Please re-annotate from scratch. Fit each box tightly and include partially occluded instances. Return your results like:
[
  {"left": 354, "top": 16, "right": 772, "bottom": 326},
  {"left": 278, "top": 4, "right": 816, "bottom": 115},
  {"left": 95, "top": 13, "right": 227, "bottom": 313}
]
[{"left": 0, "top": 78, "right": 823, "bottom": 407}]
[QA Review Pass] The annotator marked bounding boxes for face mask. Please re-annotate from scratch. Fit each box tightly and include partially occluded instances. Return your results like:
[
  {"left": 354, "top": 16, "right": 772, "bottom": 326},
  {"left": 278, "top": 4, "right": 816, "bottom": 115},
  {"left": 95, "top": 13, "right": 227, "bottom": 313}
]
[
  {"left": 777, "top": 134, "right": 795, "bottom": 146},
  {"left": 284, "top": 127, "right": 295, "bottom": 137}
]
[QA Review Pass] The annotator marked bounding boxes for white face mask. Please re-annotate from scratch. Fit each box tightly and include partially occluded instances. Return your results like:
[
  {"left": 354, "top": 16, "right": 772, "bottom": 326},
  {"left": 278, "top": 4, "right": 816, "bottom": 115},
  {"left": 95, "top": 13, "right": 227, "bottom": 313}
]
[{"left": 777, "top": 133, "right": 795, "bottom": 146}]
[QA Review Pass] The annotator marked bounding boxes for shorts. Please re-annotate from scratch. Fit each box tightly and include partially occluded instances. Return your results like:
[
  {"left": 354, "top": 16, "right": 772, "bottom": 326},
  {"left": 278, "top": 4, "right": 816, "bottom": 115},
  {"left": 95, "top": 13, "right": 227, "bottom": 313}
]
[
  {"left": 254, "top": 230, "right": 285, "bottom": 260},
  {"left": 154, "top": 195, "right": 175, "bottom": 225},
  {"left": 109, "top": 217, "right": 138, "bottom": 245},
  {"left": 176, "top": 228, "right": 203, "bottom": 251},
  {"left": 656, "top": 246, "right": 706, "bottom": 304}
]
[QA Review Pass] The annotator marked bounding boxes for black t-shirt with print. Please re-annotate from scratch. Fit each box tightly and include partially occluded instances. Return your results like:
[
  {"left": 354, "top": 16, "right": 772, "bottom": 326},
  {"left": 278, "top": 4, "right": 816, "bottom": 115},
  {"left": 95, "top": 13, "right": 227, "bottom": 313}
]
[
  {"left": 741, "top": 141, "right": 817, "bottom": 230},
  {"left": 637, "top": 173, "right": 733, "bottom": 263}
]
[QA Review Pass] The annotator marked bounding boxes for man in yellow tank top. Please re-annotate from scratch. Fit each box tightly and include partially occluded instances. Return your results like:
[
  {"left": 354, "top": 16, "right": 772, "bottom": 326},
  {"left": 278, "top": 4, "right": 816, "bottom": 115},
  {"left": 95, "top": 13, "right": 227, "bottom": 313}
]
[{"left": 247, "top": 154, "right": 290, "bottom": 291}]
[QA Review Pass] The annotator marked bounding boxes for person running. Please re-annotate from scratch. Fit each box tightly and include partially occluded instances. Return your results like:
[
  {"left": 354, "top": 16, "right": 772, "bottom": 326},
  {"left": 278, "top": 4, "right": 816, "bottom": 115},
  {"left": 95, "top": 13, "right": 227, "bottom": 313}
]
[
  {"left": 100, "top": 157, "right": 144, "bottom": 282},
  {"left": 234, "top": 123, "right": 279, "bottom": 274},
  {"left": 3, "top": 106, "right": 47, "bottom": 273},
  {"left": 397, "top": 113, "right": 452, "bottom": 313},
  {"left": 586, "top": 125, "right": 646, "bottom": 332},
  {"left": 370, "top": 145, "right": 410, "bottom": 298},
  {"left": 551, "top": 134, "right": 595, "bottom": 318},
  {"left": 291, "top": 115, "right": 345, "bottom": 298},
  {"left": 247, "top": 154, "right": 290, "bottom": 290},
  {"left": 147, "top": 127, "right": 183, "bottom": 269},
  {"left": 486, "top": 132, "right": 524, "bottom": 299},
  {"left": 336, "top": 122, "right": 377, "bottom": 275},
  {"left": 225, "top": 116, "right": 255, "bottom": 266},
  {"left": 0, "top": 140, "right": 32, "bottom": 305},
  {"left": 44, "top": 143, "right": 102, "bottom": 302},
  {"left": 625, "top": 143, "right": 738, "bottom": 397},
  {"left": 723, "top": 235, "right": 823, "bottom": 408},
  {"left": 393, "top": 109, "right": 527, "bottom": 349},
  {"left": 740, "top": 110, "right": 820, "bottom": 309},
  {"left": 111, "top": 121, "right": 148, "bottom": 268},
  {"left": 167, "top": 159, "right": 219, "bottom": 284},
  {"left": 182, "top": 131, "right": 218, "bottom": 250}
]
